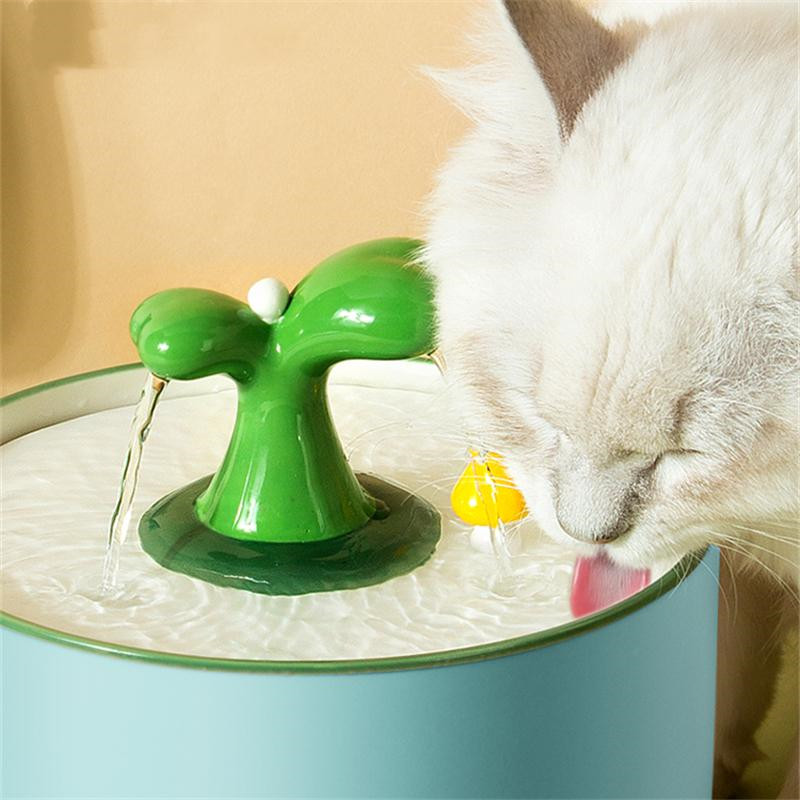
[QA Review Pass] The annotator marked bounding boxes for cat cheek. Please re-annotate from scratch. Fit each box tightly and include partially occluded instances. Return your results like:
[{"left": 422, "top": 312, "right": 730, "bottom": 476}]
[{"left": 655, "top": 454, "right": 703, "bottom": 495}]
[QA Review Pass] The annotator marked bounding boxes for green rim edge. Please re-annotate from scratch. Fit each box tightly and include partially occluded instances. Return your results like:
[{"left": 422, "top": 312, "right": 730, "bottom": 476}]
[
  {"left": 1, "top": 362, "right": 145, "bottom": 407},
  {"left": 0, "top": 363, "right": 707, "bottom": 675}
]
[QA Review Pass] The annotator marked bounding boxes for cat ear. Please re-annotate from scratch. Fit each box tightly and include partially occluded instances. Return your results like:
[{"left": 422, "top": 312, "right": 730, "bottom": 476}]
[
  {"left": 421, "top": 2, "right": 566, "bottom": 184},
  {"left": 500, "top": 0, "right": 640, "bottom": 137}
]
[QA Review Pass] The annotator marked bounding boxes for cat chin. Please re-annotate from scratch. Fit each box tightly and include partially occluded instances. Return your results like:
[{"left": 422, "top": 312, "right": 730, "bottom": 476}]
[
  {"left": 600, "top": 521, "right": 718, "bottom": 572},
  {"left": 602, "top": 538, "right": 682, "bottom": 571}
]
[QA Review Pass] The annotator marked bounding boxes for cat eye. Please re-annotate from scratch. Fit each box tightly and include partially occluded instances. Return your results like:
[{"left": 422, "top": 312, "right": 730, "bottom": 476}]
[
  {"left": 665, "top": 449, "right": 704, "bottom": 457},
  {"left": 614, "top": 449, "right": 655, "bottom": 462},
  {"left": 613, "top": 449, "right": 640, "bottom": 459},
  {"left": 615, "top": 449, "right": 705, "bottom": 466}
]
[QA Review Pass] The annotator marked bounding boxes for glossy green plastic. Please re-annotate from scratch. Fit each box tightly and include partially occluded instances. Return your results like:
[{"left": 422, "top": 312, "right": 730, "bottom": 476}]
[
  {"left": 139, "top": 473, "right": 441, "bottom": 595},
  {"left": 130, "top": 238, "right": 437, "bottom": 544}
]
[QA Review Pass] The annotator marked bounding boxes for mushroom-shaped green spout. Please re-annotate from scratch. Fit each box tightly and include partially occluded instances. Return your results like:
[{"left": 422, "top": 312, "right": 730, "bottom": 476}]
[{"left": 130, "top": 238, "right": 436, "bottom": 543}]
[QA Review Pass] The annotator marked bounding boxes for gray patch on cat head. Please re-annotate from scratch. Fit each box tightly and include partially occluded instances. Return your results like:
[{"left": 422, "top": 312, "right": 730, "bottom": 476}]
[{"left": 502, "top": 0, "right": 642, "bottom": 137}]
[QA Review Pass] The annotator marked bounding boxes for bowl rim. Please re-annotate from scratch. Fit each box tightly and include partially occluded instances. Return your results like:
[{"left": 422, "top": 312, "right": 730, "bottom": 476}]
[{"left": 0, "top": 363, "right": 706, "bottom": 674}]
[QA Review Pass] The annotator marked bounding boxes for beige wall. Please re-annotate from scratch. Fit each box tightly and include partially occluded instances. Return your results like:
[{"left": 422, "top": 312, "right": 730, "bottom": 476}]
[{"left": 2, "top": 0, "right": 475, "bottom": 394}]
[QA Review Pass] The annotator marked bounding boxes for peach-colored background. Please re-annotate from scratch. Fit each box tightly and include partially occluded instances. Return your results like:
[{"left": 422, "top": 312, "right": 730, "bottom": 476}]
[{"left": 2, "top": 0, "right": 475, "bottom": 394}]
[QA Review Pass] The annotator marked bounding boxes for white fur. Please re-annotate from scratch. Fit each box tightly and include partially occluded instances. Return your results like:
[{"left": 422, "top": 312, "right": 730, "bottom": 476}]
[
  {"left": 423, "top": 0, "right": 799, "bottom": 585},
  {"left": 423, "top": 4, "right": 799, "bottom": 793},
  {"left": 594, "top": 0, "right": 690, "bottom": 27}
]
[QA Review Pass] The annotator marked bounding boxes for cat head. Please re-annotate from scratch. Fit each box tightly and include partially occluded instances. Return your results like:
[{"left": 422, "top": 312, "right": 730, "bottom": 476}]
[{"left": 423, "top": 0, "right": 798, "bottom": 569}]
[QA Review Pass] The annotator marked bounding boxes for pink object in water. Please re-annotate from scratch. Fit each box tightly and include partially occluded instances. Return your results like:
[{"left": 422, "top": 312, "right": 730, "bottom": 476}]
[{"left": 570, "top": 552, "right": 651, "bottom": 617}]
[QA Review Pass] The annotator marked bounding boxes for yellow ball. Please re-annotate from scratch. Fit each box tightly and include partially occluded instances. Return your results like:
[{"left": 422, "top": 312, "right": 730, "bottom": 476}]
[{"left": 450, "top": 450, "right": 527, "bottom": 527}]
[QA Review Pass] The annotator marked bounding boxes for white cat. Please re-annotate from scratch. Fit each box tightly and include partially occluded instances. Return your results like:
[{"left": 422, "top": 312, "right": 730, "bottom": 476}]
[{"left": 421, "top": 1, "right": 799, "bottom": 797}]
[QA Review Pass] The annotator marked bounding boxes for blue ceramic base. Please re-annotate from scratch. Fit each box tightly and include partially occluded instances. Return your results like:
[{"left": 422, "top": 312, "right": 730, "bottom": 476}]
[{"left": 1, "top": 548, "right": 720, "bottom": 799}]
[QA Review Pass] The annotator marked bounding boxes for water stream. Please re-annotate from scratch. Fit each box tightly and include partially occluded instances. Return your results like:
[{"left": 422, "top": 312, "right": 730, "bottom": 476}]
[{"left": 100, "top": 373, "right": 168, "bottom": 593}]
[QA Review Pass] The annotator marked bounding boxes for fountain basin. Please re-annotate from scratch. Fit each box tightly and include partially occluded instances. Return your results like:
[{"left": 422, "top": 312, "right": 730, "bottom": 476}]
[{"left": 1, "top": 362, "right": 720, "bottom": 798}]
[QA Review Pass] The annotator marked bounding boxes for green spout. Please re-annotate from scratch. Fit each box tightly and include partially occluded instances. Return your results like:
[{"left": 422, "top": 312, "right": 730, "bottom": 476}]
[{"left": 130, "top": 238, "right": 436, "bottom": 544}]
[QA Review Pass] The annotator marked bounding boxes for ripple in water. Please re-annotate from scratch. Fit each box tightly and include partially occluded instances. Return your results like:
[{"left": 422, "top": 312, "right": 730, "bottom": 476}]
[{"left": 0, "top": 375, "right": 676, "bottom": 661}]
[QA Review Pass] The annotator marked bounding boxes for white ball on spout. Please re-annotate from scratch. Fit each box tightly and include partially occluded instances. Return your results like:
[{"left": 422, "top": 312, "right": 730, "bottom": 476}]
[{"left": 247, "top": 278, "right": 290, "bottom": 324}]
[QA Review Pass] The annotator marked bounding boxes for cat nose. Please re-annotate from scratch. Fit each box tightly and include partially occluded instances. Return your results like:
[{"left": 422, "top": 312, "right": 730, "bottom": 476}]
[
  {"left": 554, "top": 509, "right": 632, "bottom": 544},
  {"left": 552, "top": 447, "right": 650, "bottom": 545}
]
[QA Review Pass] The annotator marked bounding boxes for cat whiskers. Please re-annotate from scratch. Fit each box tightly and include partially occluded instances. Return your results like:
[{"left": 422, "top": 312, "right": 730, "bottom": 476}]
[
  {"left": 716, "top": 546, "right": 741, "bottom": 619},
  {"left": 711, "top": 533, "right": 798, "bottom": 571},
  {"left": 345, "top": 422, "right": 468, "bottom": 456},
  {"left": 664, "top": 540, "right": 730, "bottom": 610},
  {"left": 707, "top": 531, "right": 799, "bottom": 602},
  {"left": 710, "top": 397, "right": 796, "bottom": 427},
  {"left": 713, "top": 522, "right": 798, "bottom": 590},
  {"left": 725, "top": 520, "right": 798, "bottom": 539},
  {"left": 663, "top": 540, "right": 693, "bottom": 598}
]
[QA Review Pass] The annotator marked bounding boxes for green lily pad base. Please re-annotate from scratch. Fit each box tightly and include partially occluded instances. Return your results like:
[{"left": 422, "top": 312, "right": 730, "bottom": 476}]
[{"left": 138, "top": 474, "right": 441, "bottom": 596}]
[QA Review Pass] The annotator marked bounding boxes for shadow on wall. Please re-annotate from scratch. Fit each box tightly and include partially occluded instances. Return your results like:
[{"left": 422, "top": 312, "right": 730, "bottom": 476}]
[
  {"left": 1, "top": 1, "right": 96, "bottom": 391},
  {"left": 0, "top": 1, "right": 471, "bottom": 394}
]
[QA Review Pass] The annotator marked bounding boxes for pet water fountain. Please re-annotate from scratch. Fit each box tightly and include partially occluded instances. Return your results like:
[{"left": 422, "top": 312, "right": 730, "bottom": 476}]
[{"left": 1, "top": 238, "right": 720, "bottom": 798}]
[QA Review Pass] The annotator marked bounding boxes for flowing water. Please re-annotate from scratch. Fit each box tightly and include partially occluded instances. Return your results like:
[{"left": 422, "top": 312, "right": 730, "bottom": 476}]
[
  {"left": 100, "top": 374, "right": 168, "bottom": 593},
  {"left": 1, "top": 364, "right": 676, "bottom": 661},
  {"left": 461, "top": 449, "right": 525, "bottom": 597}
]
